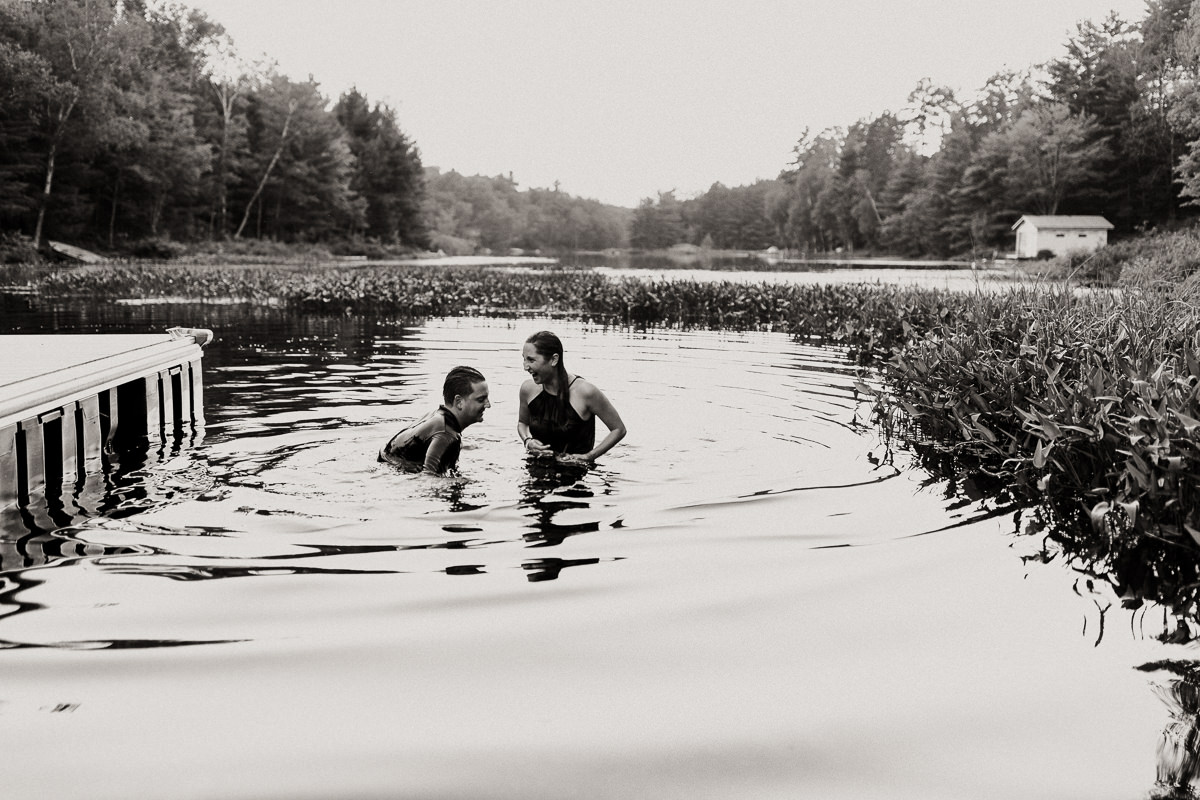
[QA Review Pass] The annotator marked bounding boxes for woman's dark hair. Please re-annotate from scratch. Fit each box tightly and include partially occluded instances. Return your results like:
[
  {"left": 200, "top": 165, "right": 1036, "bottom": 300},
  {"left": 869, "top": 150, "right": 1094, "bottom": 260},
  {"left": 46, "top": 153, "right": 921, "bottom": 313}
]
[
  {"left": 443, "top": 366, "right": 485, "bottom": 405},
  {"left": 526, "top": 331, "right": 571, "bottom": 414}
]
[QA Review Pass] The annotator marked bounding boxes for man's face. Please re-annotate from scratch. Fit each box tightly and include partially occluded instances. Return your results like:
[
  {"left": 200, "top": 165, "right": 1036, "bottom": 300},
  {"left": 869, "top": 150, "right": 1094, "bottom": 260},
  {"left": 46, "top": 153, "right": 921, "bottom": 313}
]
[{"left": 457, "top": 380, "right": 491, "bottom": 425}]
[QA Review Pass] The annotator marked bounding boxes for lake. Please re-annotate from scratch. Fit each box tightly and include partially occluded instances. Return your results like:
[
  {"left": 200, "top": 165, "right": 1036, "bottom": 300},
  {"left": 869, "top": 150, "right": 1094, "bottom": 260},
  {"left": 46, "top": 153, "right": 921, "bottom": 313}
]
[
  {"left": 0, "top": 290, "right": 1187, "bottom": 799},
  {"left": 499, "top": 251, "right": 1027, "bottom": 291}
]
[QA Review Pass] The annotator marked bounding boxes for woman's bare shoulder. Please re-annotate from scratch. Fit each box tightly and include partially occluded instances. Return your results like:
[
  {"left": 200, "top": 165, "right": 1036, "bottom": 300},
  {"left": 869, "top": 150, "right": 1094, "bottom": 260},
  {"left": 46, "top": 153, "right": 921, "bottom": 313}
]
[
  {"left": 573, "top": 376, "right": 600, "bottom": 394},
  {"left": 572, "top": 378, "right": 608, "bottom": 406}
]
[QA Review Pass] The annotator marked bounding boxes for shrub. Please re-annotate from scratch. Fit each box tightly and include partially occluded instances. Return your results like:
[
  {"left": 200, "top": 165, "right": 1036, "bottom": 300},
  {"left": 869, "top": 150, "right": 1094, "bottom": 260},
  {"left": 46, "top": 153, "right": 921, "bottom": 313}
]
[
  {"left": 327, "top": 235, "right": 415, "bottom": 260},
  {"left": 1041, "top": 247, "right": 1129, "bottom": 285},
  {"left": 0, "top": 232, "right": 43, "bottom": 264},
  {"left": 427, "top": 231, "right": 475, "bottom": 256},
  {"left": 175, "top": 238, "right": 335, "bottom": 265},
  {"left": 1027, "top": 227, "right": 1200, "bottom": 287},
  {"left": 1117, "top": 228, "right": 1200, "bottom": 287},
  {"left": 128, "top": 236, "right": 186, "bottom": 260}
]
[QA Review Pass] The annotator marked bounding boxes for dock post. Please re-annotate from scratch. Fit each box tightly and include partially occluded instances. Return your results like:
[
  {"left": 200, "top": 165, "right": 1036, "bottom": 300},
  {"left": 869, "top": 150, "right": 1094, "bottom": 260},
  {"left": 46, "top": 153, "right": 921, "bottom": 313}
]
[
  {"left": 48, "top": 403, "right": 83, "bottom": 486},
  {"left": 189, "top": 358, "right": 206, "bottom": 426},
  {"left": 174, "top": 364, "right": 191, "bottom": 429},
  {"left": 72, "top": 395, "right": 106, "bottom": 516},
  {"left": 0, "top": 423, "right": 16, "bottom": 509},
  {"left": 159, "top": 368, "right": 176, "bottom": 434},
  {"left": 16, "top": 416, "right": 45, "bottom": 505},
  {"left": 145, "top": 372, "right": 163, "bottom": 442},
  {"left": 99, "top": 387, "right": 119, "bottom": 448},
  {"left": 33, "top": 406, "right": 74, "bottom": 496},
  {"left": 79, "top": 395, "right": 102, "bottom": 472}
]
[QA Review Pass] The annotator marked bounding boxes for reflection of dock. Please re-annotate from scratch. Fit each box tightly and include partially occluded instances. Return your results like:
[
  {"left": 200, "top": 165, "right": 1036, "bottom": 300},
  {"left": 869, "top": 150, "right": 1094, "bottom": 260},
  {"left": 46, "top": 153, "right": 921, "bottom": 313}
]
[{"left": 0, "top": 329, "right": 212, "bottom": 515}]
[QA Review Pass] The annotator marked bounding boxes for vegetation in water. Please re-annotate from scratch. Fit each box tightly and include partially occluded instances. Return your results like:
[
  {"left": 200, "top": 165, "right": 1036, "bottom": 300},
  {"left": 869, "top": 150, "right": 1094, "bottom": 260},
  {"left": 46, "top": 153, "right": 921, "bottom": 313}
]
[
  {"left": 862, "top": 277, "right": 1200, "bottom": 642},
  {"left": 20, "top": 262, "right": 968, "bottom": 358},
  {"left": 15, "top": 257, "right": 1200, "bottom": 638}
]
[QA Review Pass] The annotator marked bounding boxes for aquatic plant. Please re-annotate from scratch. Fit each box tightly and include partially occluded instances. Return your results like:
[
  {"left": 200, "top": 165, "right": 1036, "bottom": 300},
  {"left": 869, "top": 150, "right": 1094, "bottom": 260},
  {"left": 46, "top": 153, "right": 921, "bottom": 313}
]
[
  {"left": 30, "top": 263, "right": 972, "bottom": 360},
  {"left": 863, "top": 279, "right": 1200, "bottom": 639}
]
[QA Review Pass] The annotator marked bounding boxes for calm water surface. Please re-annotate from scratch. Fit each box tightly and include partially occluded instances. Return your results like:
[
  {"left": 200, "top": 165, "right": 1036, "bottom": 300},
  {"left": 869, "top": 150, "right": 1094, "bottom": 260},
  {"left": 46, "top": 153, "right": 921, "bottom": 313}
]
[
  {"left": 0, "top": 298, "right": 1186, "bottom": 799},
  {"left": 573, "top": 251, "right": 1025, "bottom": 291}
]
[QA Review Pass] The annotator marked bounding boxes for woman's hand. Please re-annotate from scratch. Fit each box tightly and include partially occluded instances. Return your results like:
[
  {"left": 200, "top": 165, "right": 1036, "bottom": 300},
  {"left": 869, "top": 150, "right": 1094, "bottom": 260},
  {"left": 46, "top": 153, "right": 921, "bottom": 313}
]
[
  {"left": 556, "top": 452, "right": 594, "bottom": 465},
  {"left": 524, "top": 437, "right": 554, "bottom": 458}
]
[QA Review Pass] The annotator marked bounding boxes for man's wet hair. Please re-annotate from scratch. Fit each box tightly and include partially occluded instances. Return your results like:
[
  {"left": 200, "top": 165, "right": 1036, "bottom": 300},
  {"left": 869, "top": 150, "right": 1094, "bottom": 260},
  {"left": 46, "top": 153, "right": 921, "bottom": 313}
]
[{"left": 443, "top": 366, "right": 485, "bottom": 405}]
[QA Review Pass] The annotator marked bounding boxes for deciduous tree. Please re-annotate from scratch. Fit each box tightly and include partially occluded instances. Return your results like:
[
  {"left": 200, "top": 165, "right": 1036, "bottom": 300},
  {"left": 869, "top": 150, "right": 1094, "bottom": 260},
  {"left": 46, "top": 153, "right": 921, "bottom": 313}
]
[
  {"left": 991, "top": 104, "right": 1111, "bottom": 215},
  {"left": 0, "top": 0, "right": 129, "bottom": 246}
]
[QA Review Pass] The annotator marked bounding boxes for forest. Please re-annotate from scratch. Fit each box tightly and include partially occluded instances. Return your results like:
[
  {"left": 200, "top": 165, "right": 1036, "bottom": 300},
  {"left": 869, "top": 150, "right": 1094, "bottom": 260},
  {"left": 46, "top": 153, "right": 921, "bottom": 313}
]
[
  {"left": 632, "top": 0, "right": 1200, "bottom": 257},
  {"left": 5, "top": 0, "right": 1200, "bottom": 259},
  {"left": 0, "top": 0, "right": 429, "bottom": 256}
]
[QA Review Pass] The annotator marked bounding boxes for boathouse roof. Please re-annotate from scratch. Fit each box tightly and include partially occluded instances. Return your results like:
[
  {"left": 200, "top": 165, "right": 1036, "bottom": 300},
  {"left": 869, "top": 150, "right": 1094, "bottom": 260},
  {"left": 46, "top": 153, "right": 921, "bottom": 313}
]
[{"left": 1011, "top": 215, "right": 1114, "bottom": 231}]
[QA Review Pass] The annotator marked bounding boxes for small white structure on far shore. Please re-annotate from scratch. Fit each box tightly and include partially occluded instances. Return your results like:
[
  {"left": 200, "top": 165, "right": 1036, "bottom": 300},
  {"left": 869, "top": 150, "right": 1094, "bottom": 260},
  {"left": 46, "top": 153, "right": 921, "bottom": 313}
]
[{"left": 1011, "top": 215, "right": 1113, "bottom": 259}]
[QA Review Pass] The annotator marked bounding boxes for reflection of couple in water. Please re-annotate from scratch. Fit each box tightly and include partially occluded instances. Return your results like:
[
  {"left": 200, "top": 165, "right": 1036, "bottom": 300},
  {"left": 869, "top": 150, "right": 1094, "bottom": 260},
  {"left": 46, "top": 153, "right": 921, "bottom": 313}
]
[{"left": 380, "top": 330, "right": 626, "bottom": 475}]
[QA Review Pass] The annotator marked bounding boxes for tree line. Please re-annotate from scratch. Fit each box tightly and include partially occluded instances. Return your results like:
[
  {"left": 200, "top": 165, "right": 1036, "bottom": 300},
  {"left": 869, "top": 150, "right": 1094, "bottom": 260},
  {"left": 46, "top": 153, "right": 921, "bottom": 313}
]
[
  {"left": 422, "top": 169, "right": 631, "bottom": 254},
  {"left": 0, "top": 0, "right": 637, "bottom": 257},
  {"left": 0, "top": 0, "right": 427, "bottom": 252},
  {"left": 10, "top": 0, "right": 1200, "bottom": 260},
  {"left": 635, "top": 0, "right": 1200, "bottom": 257}
]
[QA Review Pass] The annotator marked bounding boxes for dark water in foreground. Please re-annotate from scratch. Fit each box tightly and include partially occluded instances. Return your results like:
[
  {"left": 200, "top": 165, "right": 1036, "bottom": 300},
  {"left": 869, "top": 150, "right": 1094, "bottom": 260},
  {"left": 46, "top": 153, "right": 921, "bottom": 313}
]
[{"left": 0, "top": 298, "right": 1187, "bottom": 799}]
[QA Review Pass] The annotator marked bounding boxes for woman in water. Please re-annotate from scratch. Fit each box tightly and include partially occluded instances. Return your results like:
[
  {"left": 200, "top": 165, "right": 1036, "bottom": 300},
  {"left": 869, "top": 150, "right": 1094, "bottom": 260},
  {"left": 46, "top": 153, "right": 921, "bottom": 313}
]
[{"left": 518, "top": 331, "right": 626, "bottom": 463}]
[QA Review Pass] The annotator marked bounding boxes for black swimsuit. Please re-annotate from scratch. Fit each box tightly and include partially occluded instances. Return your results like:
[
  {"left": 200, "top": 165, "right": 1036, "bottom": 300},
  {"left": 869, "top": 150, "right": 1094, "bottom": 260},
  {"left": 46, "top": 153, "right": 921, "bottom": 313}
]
[
  {"left": 379, "top": 406, "right": 463, "bottom": 473},
  {"left": 528, "top": 378, "right": 595, "bottom": 455}
]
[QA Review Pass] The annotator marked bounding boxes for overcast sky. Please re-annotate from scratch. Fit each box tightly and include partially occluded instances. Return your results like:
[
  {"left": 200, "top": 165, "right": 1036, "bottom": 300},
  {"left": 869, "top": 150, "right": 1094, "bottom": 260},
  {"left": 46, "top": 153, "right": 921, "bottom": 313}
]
[{"left": 183, "top": 0, "right": 1151, "bottom": 208}]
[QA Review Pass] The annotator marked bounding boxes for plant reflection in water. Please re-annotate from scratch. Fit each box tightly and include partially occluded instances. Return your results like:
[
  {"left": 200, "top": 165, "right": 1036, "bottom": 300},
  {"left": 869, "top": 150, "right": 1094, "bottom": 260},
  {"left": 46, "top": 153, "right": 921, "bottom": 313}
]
[
  {"left": 881, "top": 413, "right": 1200, "bottom": 796},
  {"left": 1139, "top": 660, "right": 1200, "bottom": 799}
]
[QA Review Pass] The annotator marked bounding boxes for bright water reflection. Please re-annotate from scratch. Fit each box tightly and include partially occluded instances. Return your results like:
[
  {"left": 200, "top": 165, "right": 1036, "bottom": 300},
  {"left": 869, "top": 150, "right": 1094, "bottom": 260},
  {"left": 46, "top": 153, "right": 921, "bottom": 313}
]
[
  {"left": 569, "top": 251, "right": 1025, "bottom": 292},
  {"left": 0, "top": 303, "right": 1186, "bottom": 799}
]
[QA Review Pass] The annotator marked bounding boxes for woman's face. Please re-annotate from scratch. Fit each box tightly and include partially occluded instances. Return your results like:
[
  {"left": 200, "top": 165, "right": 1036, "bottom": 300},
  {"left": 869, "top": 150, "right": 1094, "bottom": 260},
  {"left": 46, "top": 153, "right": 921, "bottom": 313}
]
[{"left": 522, "top": 342, "right": 557, "bottom": 384}]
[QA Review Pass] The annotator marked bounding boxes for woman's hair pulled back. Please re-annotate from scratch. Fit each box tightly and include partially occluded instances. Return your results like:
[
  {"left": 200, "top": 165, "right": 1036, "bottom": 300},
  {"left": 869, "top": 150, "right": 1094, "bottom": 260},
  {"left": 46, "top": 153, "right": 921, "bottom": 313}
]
[{"left": 526, "top": 330, "right": 571, "bottom": 414}]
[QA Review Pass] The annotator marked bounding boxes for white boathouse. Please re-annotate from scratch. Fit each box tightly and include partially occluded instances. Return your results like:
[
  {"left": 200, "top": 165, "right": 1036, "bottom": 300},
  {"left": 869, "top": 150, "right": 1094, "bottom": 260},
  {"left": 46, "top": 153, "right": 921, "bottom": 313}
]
[{"left": 1012, "top": 215, "right": 1113, "bottom": 259}]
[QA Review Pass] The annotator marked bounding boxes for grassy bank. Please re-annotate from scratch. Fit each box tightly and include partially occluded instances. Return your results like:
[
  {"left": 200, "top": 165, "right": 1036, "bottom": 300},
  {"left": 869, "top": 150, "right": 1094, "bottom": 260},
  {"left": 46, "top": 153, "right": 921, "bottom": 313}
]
[
  {"left": 1034, "top": 225, "right": 1200, "bottom": 287},
  {"left": 0, "top": 232, "right": 426, "bottom": 267}
]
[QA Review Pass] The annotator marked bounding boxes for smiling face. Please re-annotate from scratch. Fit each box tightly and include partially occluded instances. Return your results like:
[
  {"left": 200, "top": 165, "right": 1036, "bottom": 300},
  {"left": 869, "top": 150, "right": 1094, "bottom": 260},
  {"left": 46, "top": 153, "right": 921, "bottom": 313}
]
[
  {"left": 522, "top": 342, "right": 558, "bottom": 385},
  {"left": 455, "top": 380, "right": 491, "bottom": 426}
]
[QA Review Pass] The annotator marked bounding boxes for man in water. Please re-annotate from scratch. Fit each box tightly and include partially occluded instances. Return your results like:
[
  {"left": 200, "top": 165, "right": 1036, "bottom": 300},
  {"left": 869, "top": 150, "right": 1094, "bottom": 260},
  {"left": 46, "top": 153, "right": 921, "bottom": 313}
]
[{"left": 379, "top": 366, "right": 490, "bottom": 474}]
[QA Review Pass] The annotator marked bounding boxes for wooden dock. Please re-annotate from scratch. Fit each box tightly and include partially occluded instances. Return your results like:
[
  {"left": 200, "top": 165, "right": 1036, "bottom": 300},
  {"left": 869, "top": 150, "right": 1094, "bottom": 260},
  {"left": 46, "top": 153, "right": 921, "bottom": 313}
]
[{"left": 0, "top": 328, "right": 212, "bottom": 513}]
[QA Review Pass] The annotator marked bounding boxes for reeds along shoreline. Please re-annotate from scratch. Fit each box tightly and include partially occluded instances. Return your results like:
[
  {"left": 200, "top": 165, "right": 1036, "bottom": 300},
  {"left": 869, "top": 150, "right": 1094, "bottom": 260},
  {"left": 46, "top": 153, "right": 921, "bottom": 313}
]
[
  {"left": 25, "top": 263, "right": 959, "bottom": 355},
  {"left": 866, "top": 280, "right": 1200, "bottom": 640},
  {"left": 19, "top": 262, "right": 1200, "bottom": 637}
]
